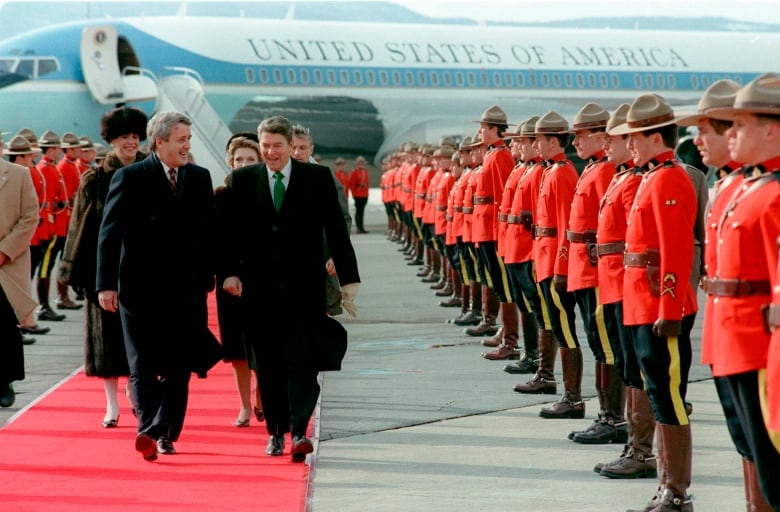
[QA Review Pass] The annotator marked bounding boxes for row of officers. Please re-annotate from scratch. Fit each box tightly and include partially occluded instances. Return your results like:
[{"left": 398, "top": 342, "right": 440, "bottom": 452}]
[{"left": 379, "top": 73, "right": 780, "bottom": 512}]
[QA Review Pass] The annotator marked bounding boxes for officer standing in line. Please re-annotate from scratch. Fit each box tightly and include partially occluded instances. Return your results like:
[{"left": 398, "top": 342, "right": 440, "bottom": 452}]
[
  {"left": 349, "top": 156, "right": 370, "bottom": 234},
  {"left": 592, "top": 105, "right": 658, "bottom": 480},
  {"left": 54, "top": 132, "right": 84, "bottom": 310},
  {"left": 706, "top": 73, "right": 780, "bottom": 511},
  {"left": 564, "top": 103, "right": 625, "bottom": 444},
  {"left": 520, "top": 112, "right": 583, "bottom": 420},
  {"left": 610, "top": 94, "right": 698, "bottom": 512}
]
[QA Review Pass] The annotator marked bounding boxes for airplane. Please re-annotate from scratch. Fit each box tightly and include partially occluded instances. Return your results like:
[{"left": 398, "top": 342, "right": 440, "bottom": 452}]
[{"left": 1, "top": 14, "right": 778, "bottom": 182}]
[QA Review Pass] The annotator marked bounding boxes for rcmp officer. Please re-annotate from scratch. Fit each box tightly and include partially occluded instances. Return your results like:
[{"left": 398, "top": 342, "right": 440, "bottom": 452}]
[
  {"left": 706, "top": 73, "right": 780, "bottom": 511},
  {"left": 677, "top": 79, "right": 773, "bottom": 510},
  {"left": 518, "top": 112, "right": 584, "bottom": 420},
  {"left": 34, "top": 130, "right": 67, "bottom": 322},
  {"left": 610, "top": 94, "right": 698, "bottom": 512},
  {"left": 592, "top": 105, "right": 658, "bottom": 479},
  {"left": 566, "top": 103, "right": 625, "bottom": 444},
  {"left": 54, "top": 132, "right": 83, "bottom": 310},
  {"left": 349, "top": 156, "right": 370, "bottom": 233}
]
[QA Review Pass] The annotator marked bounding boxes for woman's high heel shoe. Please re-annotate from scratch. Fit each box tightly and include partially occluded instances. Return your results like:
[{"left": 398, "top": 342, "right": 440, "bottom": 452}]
[{"left": 102, "top": 415, "right": 119, "bottom": 428}]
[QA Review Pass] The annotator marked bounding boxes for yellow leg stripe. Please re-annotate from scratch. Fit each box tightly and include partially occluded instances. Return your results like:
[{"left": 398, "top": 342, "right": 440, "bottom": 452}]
[
  {"left": 412, "top": 216, "right": 423, "bottom": 239},
  {"left": 666, "top": 335, "right": 690, "bottom": 426},
  {"left": 533, "top": 264, "right": 552, "bottom": 331},
  {"left": 757, "top": 369, "right": 780, "bottom": 453},
  {"left": 458, "top": 254, "right": 471, "bottom": 286},
  {"left": 594, "top": 288, "right": 615, "bottom": 364},
  {"left": 39, "top": 235, "right": 58, "bottom": 279},
  {"left": 494, "top": 249, "right": 512, "bottom": 304},
  {"left": 550, "top": 284, "right": 577, "bottom": 348}
]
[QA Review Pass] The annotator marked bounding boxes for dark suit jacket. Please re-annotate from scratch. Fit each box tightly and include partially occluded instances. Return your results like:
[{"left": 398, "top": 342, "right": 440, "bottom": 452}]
[
  {"left": 96, "top": 153, "right": 219, "bottom": 374},
  {"left": 217, "top": 158, "right": 360, "bottom": 370}
]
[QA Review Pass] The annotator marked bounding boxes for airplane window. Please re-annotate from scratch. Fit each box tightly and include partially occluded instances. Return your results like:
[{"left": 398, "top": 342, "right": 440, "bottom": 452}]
[
  {"left": 379, "top": 70, "right": 388, "bottom": 85},
  {"left": 340, "top": 70, "right": 349, "bottom": 84},
  {"left": 552, "top": 74, "right": 561, "bottom": 88},
  {"left": 492, "top": 72, "right": 501, "bottom": 86},
  {"left": 300, "top": 69, "right": 309, "bottom": 84},
  {"left": 645, "top": 74, "right": 653, "bottom": 88},
  {"left": 505, "top": 72, "right": 513, "bottom": 87},
  {"left": 16, "top": 59, "right": 34, "bottom": 78},
  {"left": 541, "top": 73, "right": 550, "bottom": 87},
  {"left": 287, "top": 69, "right": 296, "bottom": 84},
  {"left": 576, "top": 74, "right": 584, "bottom": 88},
  {"left": 405, "top": 71, "right": 414, "bottom": 85},
  {"left": 599, "top": 74, "right": 608, "bottom": 88},
  {"left": 456, "top": 72, "right": 464, "bottom": 86},
  {"left": 430, "top": 71, "right": 438, "bottom": 86},
  {"left": 611, "top": 74, "right": 619, "bottom": 88},
  {"left": 528, "top": 73, "right": 537, "bottom": 87},
  {"left": 273, "top": 68, "right": 282, "bottom": 83},
  {"left": 443, "top": 72, "right": 451, "bottom": 87},
  {"left": 701, "top": 75, "right": 711, "bottom": 88},
  {"left": 245, "top": 68, "right": 255, "bottom": 83},
  {"left": 564, "top": 73, "right": 573, "bottom": 88},
  {"left": 353, "top": 70, "right": 363, "bottom": 85},
  {"left": 691, "top": 75, "right": 699, "bottom": 89},
  {"left": 417, "top": 71, "right": 426, "bottom": 86},
  {"left": 634, "top": 74, "right": 642, "bottom": 89},
  {"left": 667, "top": 75, "right": 676, "bottom": 88},
  {"left": 516, "top": 73, "right": 525, "bottom": 87},
  {"left": 392, "top": 70, "right": 401, "bottom": 85},
  {"left": 587, "top": 74, "right": 596, "bottom": 88},
  {"left": 467, "top": 72, "right": 476, "bottom": 87},
  {"left": 0, "top": 59, "right": 13, "bottom": 74},
  {"left": 656, "top": 74, "right": 665, "bottom": 88},
  {"left": 480, "top": 71, "right": 488, "bottom": 87},
  {"left": 260, "top": 68, "right": 269, "bottom": 83},
  {"left": 37, "top": 58, "right": 59, "bottom": 77},
  {"left": 327, "top": 69, "right": 336, "bottom": 85},
  {"left": 313, "top": 69, "right": 322, "bottom": 84},
  {"left": 366, "top": 70, "right": 375, "bottom": 85}
]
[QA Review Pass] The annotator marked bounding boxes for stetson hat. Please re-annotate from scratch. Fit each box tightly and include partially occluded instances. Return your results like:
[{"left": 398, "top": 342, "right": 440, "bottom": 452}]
[
  {"left": 572, "top": 103, "right": 610, "bottom": 131},
  {"left": 403, "top": 142, "right": 419, "bottom": 153},
  {"left": 94, "top": 142, "right": 108, "bottom": 159},
  {"left": 433, "top": 146, "right": 456, "bottom": 159},
  {"left": 534, "top": 111, "right": 571, "bottom": 135},
  {"left": 474, "top": 104, "right": 508, "bottom": 125},
  {"left": 439, "top": 136, "right": 457, "bottom": 148},
  {"left": 606, "top": 104, "right": 631, "bottom": 133},
  {"left": 3, "top": 134, "right": 42, "bottom": 155},
  {"left": 467, "top": 129, "right": 483, "bottom": 148},
  {"left": 420, "top": 144, "right": 436, "bottom": 156},
  {"left": 458, "top": 136, "right": 473, "bottom": 151},
  {"left": 608, "top": 94, "right": 680, "bottom": 136},
  {"left": 676, "top": 79, "right": 741, "bottom": 127},
  {"left": 79, "top": 136, "right": 95, "bottom": 150},
  {"left": 335, "top": 157, "right": 345, "bottom": 164},
  {"left": 16, "top": 128, "right": 38, "bottom": 146},
  {"left": 707, "top": 72, "right": 780, "bottom": 120},
  {"left": 355, "top": 155, "right": 367, "bottom": 163},
  {"left": 501, "top": 124, "right": 522, "bottom": 137},
  {"left": 60, "top": 132, "right": 81, "bottom": 149},
  {"left": 38, "top": 130, "right": 61, "bottom": 147},
  {"left": 505, "top": 116, "right": 541, "bottom": 138}
]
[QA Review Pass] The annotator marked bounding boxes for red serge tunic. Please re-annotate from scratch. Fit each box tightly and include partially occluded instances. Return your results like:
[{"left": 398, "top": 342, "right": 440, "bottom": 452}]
[
  {"left": 534, "top": 155, "right": 578, "bottom": 282},
  {"left": 497, "top": 161, "right": 525, "bottom": 257},
  {"left": 596, "top": 163, "right": 640, "bottom": 305},
  {"left": 504, "top": 160, "right": 544, "bottom": 265},
  {"left": 567, "top": 153, "right": 615, "bottom": 291},
  {"left": 622, "top": 152, "right": 697, "bottom": 326},
  {"left": 472, "top": 142, "right": 513, "bottom": 244}
]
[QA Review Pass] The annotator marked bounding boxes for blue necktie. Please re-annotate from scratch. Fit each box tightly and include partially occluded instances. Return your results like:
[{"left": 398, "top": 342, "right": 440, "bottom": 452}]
[{"left": 273, "top": 172, "right": 285, "bottom": 212}]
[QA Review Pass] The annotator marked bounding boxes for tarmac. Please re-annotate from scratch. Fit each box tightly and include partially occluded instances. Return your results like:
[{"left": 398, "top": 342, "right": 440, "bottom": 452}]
[{"left": 2, "top": 189, "right": 745, "bottom": 512}]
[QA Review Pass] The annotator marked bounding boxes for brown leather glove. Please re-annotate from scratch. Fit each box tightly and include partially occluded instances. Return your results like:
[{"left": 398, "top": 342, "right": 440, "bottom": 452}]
[
  {"left": 652, "top": 318, "right": 682, "bottom": 338},
  {"left": 553, "top": 274, "right": 568, "bottom": 294}
]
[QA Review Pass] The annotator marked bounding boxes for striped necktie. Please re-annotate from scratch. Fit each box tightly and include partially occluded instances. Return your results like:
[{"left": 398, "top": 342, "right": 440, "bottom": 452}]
[{"left": 168, "top": 167, "right": 178, "bottom": 192}]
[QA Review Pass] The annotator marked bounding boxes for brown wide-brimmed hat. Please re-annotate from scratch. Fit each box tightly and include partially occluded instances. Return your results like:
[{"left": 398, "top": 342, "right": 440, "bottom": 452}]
[
  {"left": 707, "top": 72, "right": 780, "bottom": 120},
  {"left": 572, "top": 103, "right": 610, "bottom": 132},
  {"left": 677, "top": 79, "right": 741, "bottom": 127},
  {"left": 534, "top": 111, "right": 571, "bottom": 135},
  {"left": 608, "top": 94, "right": 681, "bottom": 136},
  {"left": 433, "top": 146, "right": 457, "bottom": 159},
  {"left": 16, "top": 128, "right": 38, "bottom": 146},
  {"left": 60, "top": 132, "right": 81, "bottom": 149},
  {"left": 335, "top": 157, "right": 345, "bottom": 164},
  {"left": 79, "top": 136, "right": 95, "bottom": 150},
  {"left": 458, "top": 136, "right": 473, "bottom": 151},
  {"left": 474, "top": 105, "right": 508, "bottom": 125},
  {"left": 3, "top": 134, "right": 42, "bottom": 155},
  {"left": 38, "top": 130, "right": 61, "bottom": 148},
  {"left": 606, "top": 104, "right": 631, "bottom": 133},
  {"left": 505, "top": 116, "right": 541, "bottom": 139}
]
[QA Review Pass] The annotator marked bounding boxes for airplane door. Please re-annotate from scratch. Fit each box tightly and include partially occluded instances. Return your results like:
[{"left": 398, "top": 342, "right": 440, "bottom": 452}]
[{"left": 80, "top": 26, "right": 125, "bottom": 103}]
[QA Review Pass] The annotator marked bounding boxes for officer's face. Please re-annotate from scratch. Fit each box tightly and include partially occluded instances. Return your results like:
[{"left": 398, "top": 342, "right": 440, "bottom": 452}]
[
  {"left": 605, "top": 135, "right": 631, "bottom": 165},
  {"left": 518, "top": 138, "right": 536, "bottom": 161},
  {"left": 573, "top": 130, "right": 605, "bottom": 160},
  {"left": 694, "top": 119, "right": 731, "bottom": 167},
  {"left": 260, "top": 131, "right": 292, "bottom": 171},
  {"left": 534, "top": 135, "right": 557, "bottom": 160},
  {"left": 726, "top": 113, "right": 772, "bottom": 166},
  {"left": 479, "top": 123, "right": 500, "bottom": 145},
  {"left": 627, "top": 131, "right": 657, "bottom": 167},
  {"left": 156, "top": 123, "right": 191, "bottom": 168}
]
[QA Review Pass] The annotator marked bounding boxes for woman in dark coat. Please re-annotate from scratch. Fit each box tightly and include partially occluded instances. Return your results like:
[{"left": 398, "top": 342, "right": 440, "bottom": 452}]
[{"left": 58, "top": 107, "right": 148, "bottom": 427}]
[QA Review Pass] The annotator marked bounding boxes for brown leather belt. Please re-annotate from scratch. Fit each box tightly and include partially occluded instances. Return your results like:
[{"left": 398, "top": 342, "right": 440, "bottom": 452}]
[
  {"left": 507, "top": 215, "right": 520, "bottom": 224},
  {"left": 454, "top": 206, "right": 463, "bottom": 213},
  {"left": 473, "top": 196, "right": 495, "bottom": 205},
  {"left": 435, "top": 205, "right": 447, "bottom": 211},
  {"left": 534, "top": 226, "right": 558, "bottom": 238},
  {"left": 445, "top": 214, "right": 453, "bottom": 221},
  {"left": 497, "top": 213, "right": 508, "bottom": 222},
  {"left": 703, "top": 278, "right": 771, "bottom": 297},
  {"left": 462, "top": 207, "right": 474, "bottom": 214},
  {"left": 623, "top": 250, "right": 660, "bottom": 267},
  {"left": 566, "top": 230, "right": 597, "bottom": 243},
  {"left": 415, "top": 193, "right": 426, "bottom": 199},
  {"left": 597, "top": 241, "right": 625, "bottom": 257}
]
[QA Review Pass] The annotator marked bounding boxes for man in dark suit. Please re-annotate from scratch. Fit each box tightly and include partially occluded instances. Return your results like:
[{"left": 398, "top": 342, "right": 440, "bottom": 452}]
[
  {"left": 96, "top": 112, "right": 217, "bottom": 461},
  {"left": 220, "top": 116, "right": 360, "bottom": 462}
]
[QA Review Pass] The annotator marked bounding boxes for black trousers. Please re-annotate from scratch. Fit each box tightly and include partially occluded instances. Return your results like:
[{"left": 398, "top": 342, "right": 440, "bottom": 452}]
[
  {"left": 38, "top": 234, "right": 65, "bottom": 279},
  {"left": 353, "top": 197, "right": 368, "bottom": 231},
  {"left": 0, "top": 283, "right": 24, "bottom": 385},
  {"left": 573, "top": 287, "right": 619, "bottom": 364},
  {"left": 713, "top": 374, "right": 752, "bottom": 460},
  {"left": 475, "top": 241, "right": 512, "bottom": 303},
  {"left": 255, "top": 361, "right": 320, "bottom": 438},
  {"left": 538, "top": 277, "right": 579, "bottom": 349},
  {"left": 724, "top": 371, "right": 780, "bottom": 508},
  {"left": 506, "top": 261, "right": 545, "bottom": 320},
  {"left": 29, "top": 244, "right": 44, "bottom": 280},
  {"left": 603, "top": 301, "right": 643, "bottom": 388},
  {"left": 628, "top": 314, "right": 695, "bottom": 425}
]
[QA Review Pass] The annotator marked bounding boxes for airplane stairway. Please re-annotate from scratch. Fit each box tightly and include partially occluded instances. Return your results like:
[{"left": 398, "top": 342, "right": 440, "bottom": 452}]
[{"left": 156, "top": 67, "right": 232, "bottom": 184}]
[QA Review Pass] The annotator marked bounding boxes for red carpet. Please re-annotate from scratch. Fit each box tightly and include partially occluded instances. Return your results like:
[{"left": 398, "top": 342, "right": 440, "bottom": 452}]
[{"left": 0, "top": 293, "right": 312, "bottom": 512}]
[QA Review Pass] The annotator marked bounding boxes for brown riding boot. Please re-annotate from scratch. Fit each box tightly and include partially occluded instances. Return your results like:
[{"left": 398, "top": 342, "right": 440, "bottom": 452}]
[
  {"left": 540, "top": 347, "right": 585, "bottom": 419},
  {"left": 513, "top": 329, "right": 557, "bottom": 394},
  {"left": 482, "top": 303, "right": 519, "bottom": 359},
  {"left": 744, "top": 458, "right": 774, "bottom": 512},
  {"left": 575, "top": 363, "right": 628, "bottom": 444},
  {"left": 431, "top": 260, "right": 449, "bottom": 290},
  {"left": 452, "top": 283, "right": 481, "bottom": 325},
  {"left": 504, "top": 312, "right": 539, "bottom": 373},
  {"left": 439, "top": 270, "right": 463, "bottom": 307},
  {"left": 601, "top": 387, "right": 657, "bottom": 479},
  {"left": 570, "top": 361, "right": 605, "bottom": 440},
  {"left": 626, "top": 420, "right": 666, "bottom": 512},
  {"left": 594, "top": 384, "right": 634, "bottom": 474},
  {"left": 465, "top": 286, "right": 499, "bottom": 336},
  {"left": 482, "top": 301, "right": 515, "bottom": 347},
  {"left": 647, "top": 423, "right": 693, "bottom": 512}
]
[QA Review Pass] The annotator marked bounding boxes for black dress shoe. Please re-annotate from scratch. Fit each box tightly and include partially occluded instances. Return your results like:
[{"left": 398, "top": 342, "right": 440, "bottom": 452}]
[
  {"left": 56, "top": 298, "right": 83, "bottom": 310},
  {"left": 156, "top": 437, "right": 176, "bottom": 455},
  {"left": 21, "top": 335, "right": 36, "bottom": 345},
  {"left": 0, "top": 383, "right": 15, "bottom": 408},
  {"left": 266, "top": 434, "right": 285, "bottom": 456},
  {"left": 291, "top": 435, "right": 314, "bottom": 462},
  {"left": 135, "top": 433, "right": 158, "bottom": 461},
  {"left": 254, "top": 407, "right": 265, "bottom": 422},
  {"left": 38, "top": 305, "right": 66, "bottom": 322},
  {"left": 19, "top": 324, "right": 50, "bottom": 335}
]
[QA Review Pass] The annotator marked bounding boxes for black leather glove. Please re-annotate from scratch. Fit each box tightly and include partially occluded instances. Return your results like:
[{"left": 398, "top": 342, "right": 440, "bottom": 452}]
[
  {"left": 652, "top": 318, "right": 682, "bottom": 338},
  {"left": 553, "top": 274, "right": 568, "bottom": 293}
]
